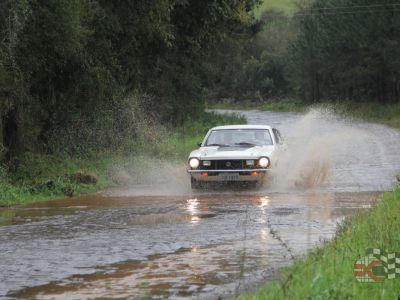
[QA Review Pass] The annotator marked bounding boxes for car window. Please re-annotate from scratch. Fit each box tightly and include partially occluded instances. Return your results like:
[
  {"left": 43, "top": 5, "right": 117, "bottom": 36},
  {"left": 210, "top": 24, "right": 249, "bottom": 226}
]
[{"left": 205, "top": 129, "right": 273, "bottom": 146}]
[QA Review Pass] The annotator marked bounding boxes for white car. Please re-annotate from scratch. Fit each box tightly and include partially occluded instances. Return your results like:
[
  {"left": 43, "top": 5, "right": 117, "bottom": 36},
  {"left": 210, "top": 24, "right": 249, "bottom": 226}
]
[{"left": 187, "top": 125, "right": 283, "bottom": 189}]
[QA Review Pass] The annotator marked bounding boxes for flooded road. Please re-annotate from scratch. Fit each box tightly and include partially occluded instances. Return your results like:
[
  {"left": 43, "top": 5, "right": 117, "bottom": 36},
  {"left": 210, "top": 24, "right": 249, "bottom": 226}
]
[{"left": 1, "top": 109, "right": 400, "bottom": 299}]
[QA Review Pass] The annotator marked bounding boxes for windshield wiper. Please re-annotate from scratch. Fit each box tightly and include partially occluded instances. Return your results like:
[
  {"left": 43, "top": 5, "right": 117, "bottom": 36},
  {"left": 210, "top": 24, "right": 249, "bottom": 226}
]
[
  {"left": 206, "top": 143, "right": 230, "bottom": 147},
  {"left": 235, "top": 142, "right": 256, "bottom": 146}
]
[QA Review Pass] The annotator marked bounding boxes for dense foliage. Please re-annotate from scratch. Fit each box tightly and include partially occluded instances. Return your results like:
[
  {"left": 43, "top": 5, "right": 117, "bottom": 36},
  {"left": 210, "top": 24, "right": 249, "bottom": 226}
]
[
  {"left": 1, "top": 0, "right": 399, "bottom": 165},
  {"left": 215, "top": 0, "right": 400, "bottom": 104},
  {"left": 290, "top": 0, "right": 400, "bottom": 103},
  {"left": 0, "top": 0, "right": 259, "bottom": 162}
]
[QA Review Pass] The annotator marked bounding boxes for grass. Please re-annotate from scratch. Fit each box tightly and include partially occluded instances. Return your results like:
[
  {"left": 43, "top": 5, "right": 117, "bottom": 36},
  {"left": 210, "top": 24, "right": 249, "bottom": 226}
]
[
  {"left": 253, "top": 0, "right": 299, "bottom": 17},
  {"left": 330, "top": 101, "right": 400, "bottom": 130},
  {"left": 0, "top": 154, "right": 112, "bottom": 207},
  {"left": 0, "top": 111, "right": 246, "bottom": 207},
  {"left": 209, "top": 99, "right": 306, "bottom": 113},
  {"left": 238, "top": 186, "right": 400, "bottom": 299}
]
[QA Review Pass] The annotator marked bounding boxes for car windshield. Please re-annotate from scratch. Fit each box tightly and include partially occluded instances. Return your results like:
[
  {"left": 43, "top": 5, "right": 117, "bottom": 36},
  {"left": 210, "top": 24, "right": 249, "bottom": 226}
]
[{"left": 204, "top": 129, "right": 273, "bottom": 147}]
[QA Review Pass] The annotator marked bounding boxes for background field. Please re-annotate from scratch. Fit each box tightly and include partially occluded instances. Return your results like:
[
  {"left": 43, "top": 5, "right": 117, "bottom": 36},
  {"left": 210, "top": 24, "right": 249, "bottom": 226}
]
[{"left": 254, "top": 0, "right": 299, "bottom": 16}]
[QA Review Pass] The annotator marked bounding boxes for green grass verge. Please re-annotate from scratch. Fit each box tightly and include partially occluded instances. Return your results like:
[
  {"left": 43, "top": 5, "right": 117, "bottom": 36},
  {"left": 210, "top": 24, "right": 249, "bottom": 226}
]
[
  {"left": 0, "top": 111, "right": 245, "bottom": 207},
  {"left": 329, "top": 101, "right": 400, "bottom": 130},
  {"left": 238, "top": 187, "right": 400, "bottom": 299},
  {"left": 253, "top": 0, "right": 298, "bottom": 17},
  {"left": 0, "top": 153, "right": 113, "bottom": 207},
  {"left": 209, "top": 99, "right": 306, "bottom": 113}
]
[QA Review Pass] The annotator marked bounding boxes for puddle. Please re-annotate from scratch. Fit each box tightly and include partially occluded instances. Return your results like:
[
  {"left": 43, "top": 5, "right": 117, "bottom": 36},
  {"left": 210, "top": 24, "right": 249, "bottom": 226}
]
[{"left": 1, "top": 192, "right": 380, "bottom": 299}]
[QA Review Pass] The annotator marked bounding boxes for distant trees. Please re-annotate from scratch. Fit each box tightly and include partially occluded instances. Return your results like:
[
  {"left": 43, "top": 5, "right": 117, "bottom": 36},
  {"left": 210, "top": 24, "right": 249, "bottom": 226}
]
[
  {"left": 0, "top": 0, "right": 260, "bottom": 161},
  {"left": 210, "top": 9, "right": 294, "bottom": 101},
  {"left": 290, "top": 0, "right": 400, "bottom": 104},
  {"left": 218, "top": 0, "right": 400, "bottom": 104}
]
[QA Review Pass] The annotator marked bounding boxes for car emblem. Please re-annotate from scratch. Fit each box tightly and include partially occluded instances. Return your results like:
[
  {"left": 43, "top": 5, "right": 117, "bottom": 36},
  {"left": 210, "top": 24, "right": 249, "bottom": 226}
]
[{"left": 226, "top": 161, "right": 231, "bottom": 167}]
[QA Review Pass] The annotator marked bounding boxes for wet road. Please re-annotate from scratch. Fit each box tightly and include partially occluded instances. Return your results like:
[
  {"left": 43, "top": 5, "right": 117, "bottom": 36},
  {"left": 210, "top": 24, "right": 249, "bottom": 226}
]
[{"left": 1, "top": 109, "right": 400, "bottom": 299}]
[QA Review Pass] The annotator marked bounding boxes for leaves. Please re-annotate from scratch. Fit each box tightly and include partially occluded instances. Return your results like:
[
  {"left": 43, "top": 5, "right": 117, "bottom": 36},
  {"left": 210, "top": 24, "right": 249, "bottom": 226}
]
[
  {"left": 0, "top": 0, "right": 259, "bottom": 155},
  {"left": 289, "top": 0, "right": 400, "bottom": 103}
]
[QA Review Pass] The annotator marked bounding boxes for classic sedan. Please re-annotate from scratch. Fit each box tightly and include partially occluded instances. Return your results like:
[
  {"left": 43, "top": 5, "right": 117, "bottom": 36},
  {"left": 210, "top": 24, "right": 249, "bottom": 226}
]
[{"left": 187, "top": 125, "right": 283, "bottom": 189}]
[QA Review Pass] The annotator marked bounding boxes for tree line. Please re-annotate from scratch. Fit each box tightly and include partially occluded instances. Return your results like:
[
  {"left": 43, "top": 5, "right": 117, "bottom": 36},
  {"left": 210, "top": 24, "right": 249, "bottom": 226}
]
[
  {"left": 216, "top": 0, "right": 400, "bottom": 104},
  {"left": 0, "top": 0, "right": 260, "bottom": 164}
]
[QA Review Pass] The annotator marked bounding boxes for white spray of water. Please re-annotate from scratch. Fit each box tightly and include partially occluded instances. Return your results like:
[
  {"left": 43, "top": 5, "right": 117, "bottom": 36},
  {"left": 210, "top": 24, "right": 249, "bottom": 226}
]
[
  {"left": 269, "top": 108, "right": 370, "bottom": 191},
  {"left": 106, "top": 157, "right": 191, "bottom": 196}
]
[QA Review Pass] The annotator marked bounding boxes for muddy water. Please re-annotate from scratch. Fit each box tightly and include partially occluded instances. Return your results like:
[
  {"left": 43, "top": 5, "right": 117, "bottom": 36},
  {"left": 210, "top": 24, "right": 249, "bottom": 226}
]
[{"left": 1, "top": 110, "right": 400, "bottom": 299}]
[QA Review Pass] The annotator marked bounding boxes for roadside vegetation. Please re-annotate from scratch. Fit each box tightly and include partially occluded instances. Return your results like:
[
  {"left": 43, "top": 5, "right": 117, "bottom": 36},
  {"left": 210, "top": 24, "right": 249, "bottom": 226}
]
[
  {"left": 253, "top": 0, "right": 298, "bottom": 17},
  {"left": 0, "top": 111, "right": 245, "bottom": 207},
  {"left": 0, "top": 1, "right": 255, "bottom": 206},
  {"left": 238, "top": 186, "right": 400, "bottom": 299},
  {"left": 335, "top": 101, "right": 400, "bottom": 130},
  {"left": 209, "top": 99, "right": 306, "bottom": 113}
]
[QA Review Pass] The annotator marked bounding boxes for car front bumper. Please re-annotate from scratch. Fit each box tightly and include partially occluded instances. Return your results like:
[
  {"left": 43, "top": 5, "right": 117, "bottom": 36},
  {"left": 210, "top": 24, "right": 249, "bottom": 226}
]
[{"left": 187, "top": 169, "right": 268, "bottom": 182}]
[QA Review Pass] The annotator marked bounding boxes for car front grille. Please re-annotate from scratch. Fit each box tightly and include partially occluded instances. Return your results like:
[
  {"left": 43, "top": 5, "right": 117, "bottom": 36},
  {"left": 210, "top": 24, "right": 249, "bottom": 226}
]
[{"left": 201, "top": 160, "right": 255, "bottom": 170}]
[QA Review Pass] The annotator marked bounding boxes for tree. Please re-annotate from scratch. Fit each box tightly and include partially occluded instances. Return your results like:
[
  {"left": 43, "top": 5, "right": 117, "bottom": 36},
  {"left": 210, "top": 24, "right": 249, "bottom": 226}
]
[
  {"left": 0, "top": 0, "right": 31, "bottom": 163},
  {"left": 288, "top": 0, "right": 400, "bottom": 103}
]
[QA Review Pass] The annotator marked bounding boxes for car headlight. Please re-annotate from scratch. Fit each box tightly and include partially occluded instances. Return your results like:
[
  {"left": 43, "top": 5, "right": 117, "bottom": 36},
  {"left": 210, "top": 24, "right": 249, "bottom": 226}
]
[
  {"left": 189, "top": 158, "right": 200, "bottom": 169},
  {"left": 259, "top": 157, "right": 270, "bottom": 168}
]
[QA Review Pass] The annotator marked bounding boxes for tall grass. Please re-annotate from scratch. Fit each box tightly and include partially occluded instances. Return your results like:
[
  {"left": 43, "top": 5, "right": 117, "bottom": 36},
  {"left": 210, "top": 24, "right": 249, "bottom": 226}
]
[
  {"left": 254, "top": 0, "right": 298, "bottom": 17},
  {"left": 0, "top": 154, "right": 112, "bottom": 207},
  {"left": 329, "top": 101, "right": 400, "bottom": 129},
  {"left": 209, "top": 99, "right": 306, "bottom": 113}
]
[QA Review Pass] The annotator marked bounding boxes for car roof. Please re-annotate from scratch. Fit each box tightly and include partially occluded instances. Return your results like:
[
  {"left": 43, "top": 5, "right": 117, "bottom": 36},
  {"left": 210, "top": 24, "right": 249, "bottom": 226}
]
[{"left": 210, "top": 124, "right": 273, "bottom": 131}]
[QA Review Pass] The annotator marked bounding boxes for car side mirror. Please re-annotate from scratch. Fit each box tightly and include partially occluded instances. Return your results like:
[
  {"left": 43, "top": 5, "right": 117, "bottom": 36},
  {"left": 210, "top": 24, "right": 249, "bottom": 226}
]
[{"left": 197, "top": 142, "right": 202, "bottom": 147}]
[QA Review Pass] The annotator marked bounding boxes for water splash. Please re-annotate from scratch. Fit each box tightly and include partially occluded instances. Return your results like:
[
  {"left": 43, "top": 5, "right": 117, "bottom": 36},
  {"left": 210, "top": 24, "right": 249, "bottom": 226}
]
[
  {"left": 106, "top": 157, "right": 191, "bottom": 196},
  {"left": 269, "top": 108, "right": 371, "bottom": 191}
]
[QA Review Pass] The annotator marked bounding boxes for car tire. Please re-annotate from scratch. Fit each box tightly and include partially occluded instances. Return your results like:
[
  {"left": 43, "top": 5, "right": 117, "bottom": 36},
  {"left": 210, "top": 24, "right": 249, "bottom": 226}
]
[{"left": 191, "top": 177, "right": 202, "bottom": 189}]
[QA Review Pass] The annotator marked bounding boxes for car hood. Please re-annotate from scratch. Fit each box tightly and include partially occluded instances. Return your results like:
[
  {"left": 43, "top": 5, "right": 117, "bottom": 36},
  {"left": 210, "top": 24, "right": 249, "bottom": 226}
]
[{"left": 189, "top": 145, "right": 275, "bottom": 160}]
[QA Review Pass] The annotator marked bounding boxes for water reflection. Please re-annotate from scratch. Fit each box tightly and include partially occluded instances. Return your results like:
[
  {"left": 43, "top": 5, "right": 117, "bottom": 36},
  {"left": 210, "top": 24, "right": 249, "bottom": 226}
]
[
  {"left": 260, "top": 229, "right": 268, "bottom": 241},
  {"left": 186, "top": 198, "right": 200, "bottom": 223},
  {"left": 251, "top": 195, "right": 270, "bottom": 224}
]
